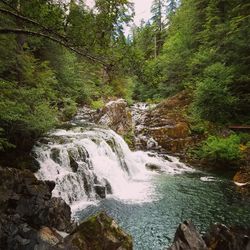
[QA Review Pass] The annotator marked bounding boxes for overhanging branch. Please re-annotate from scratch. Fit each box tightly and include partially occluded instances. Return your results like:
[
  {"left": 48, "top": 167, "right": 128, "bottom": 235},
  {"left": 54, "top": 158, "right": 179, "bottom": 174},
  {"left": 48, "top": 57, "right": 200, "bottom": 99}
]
[{"left": 0, "top": 28, "right": 108, "bottom": 65}]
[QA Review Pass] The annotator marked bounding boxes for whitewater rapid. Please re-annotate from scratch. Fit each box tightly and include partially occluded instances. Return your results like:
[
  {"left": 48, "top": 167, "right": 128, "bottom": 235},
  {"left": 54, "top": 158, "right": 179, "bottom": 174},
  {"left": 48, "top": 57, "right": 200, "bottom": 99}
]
[{"left": 34, "top": 107, "right": 193, "bottom": 213}]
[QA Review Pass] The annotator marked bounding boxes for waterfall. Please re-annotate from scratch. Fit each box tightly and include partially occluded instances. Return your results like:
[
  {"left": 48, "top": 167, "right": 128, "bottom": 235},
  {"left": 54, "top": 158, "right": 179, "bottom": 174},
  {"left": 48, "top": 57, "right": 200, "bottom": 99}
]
[{"left": 34, "top": 117, "right": 192, "bottom": 212}]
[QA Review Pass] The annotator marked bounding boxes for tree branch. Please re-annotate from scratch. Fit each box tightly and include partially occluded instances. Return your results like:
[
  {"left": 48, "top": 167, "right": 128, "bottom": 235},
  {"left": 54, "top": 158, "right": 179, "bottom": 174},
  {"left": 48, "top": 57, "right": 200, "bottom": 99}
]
[
  {"left": 0, "top": 7, "right": 67, "bottom": 42},
  {"left": 0, "top": 28, "right": 107, "bottom": 65}
]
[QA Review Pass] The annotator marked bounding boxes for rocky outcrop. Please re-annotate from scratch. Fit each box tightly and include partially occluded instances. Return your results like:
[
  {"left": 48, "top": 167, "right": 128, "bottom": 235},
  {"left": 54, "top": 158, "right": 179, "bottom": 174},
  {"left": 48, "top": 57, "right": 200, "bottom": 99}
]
[
  {"left": 0, "top": 167, "right": 133, "bottom": 250},
  {"left": 133, "top": 91, "right": 201, "bottom": 155},
  {"left": 168, "top": 220, "right": 208, "bottom": 250},
  {"left": 0, "top": 167, "right": 73, "bottom": 250},
  {"left": 98, "top": 99, "right": 133, "bottom": 136},
  {"left": 168, "top": 221, "right": 250, "bottom": 250},
  {"left": 63, "top": 212, "right": 133, "bottom": 250},
  {"left": 203, "top": 224, "right": 250, "bottom": 250}
]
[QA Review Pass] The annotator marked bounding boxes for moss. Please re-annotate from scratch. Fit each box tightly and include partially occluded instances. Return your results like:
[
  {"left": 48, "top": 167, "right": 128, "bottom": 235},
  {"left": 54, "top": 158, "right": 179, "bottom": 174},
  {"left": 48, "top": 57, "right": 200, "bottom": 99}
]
[{"left": 67, "top": 212, "right": 133, "bottom": 250}]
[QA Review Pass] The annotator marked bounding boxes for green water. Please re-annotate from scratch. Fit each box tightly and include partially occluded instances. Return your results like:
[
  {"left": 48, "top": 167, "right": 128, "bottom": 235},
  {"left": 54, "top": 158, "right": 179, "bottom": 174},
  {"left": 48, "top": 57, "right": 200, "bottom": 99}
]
[{"left": 75, "top": 172, "right": 250, "bottom": 250}]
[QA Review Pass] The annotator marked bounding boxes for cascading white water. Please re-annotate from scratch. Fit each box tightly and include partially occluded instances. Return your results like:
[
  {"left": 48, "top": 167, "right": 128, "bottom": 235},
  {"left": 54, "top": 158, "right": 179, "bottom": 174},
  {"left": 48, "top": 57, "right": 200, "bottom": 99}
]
[
  {"left": 34, "top": 125, "right": 193, "bottom": 212},
  {"left": 34, "top": 102, "right": 193, "bottom": 213}
]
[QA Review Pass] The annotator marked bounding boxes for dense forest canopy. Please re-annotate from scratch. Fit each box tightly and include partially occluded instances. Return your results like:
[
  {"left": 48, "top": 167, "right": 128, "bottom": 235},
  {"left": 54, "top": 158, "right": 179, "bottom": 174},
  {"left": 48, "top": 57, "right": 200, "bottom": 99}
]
[{"left": 0, "top": 0, "right": 249, "bottom": 153}]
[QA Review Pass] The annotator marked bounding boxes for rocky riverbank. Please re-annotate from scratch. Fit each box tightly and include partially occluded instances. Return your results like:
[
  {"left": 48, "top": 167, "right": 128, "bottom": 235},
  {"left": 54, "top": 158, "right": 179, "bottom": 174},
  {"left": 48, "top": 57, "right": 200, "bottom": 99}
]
[{"left": 0, "top": 167, "right": 132, "bottom": 250}]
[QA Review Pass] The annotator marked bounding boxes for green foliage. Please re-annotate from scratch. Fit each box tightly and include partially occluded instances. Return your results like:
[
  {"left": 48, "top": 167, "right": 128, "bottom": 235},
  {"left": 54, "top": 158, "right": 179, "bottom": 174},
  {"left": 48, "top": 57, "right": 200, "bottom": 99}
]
[
  {"left": 0, "top": 128, "right": 14, "bottom": 152},
  {"left": 238, "top": 133, "right": 250, "bottom": 145},
  {"left": 90, "top": 99, "right": 105, "bottom": 110},
  {"left": 195, "top": 134, "right": 243, "bottom": 165},
  {"left": 60, "top": 98, "right": 77, "bottom": 121},
  {"left": 123, "top": 130, "right": 134, "bottom": 148},
  {"left": 193, "top": 63, "right": 237, "bottom": 123}
]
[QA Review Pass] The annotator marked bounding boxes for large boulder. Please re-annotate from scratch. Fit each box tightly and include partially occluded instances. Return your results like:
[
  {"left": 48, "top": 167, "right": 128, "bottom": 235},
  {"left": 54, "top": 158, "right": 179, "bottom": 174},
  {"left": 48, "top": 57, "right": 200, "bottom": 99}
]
[
  {"left": 168, "top": 220, "right": 208, "bottom": 250},
  {"left": 63, "top": 212, "right": 133, "bottom": 250},
  {"left": 98, "top": 99, "right": 132, "bottom": 136},
  {"left": 0, "top": 167, "right": 73, "bottom": 250},
  {"left": 203, "top": 224, "right": 250, "bottom": 250},
  {"left": 168, "top": 221, "right": 250, "bottom": 250}
]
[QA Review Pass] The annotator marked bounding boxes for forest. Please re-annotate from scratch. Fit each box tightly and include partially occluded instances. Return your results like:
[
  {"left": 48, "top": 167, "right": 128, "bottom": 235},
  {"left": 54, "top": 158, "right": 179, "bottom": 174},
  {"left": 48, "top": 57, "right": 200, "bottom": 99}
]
[
  {"left": 0, "top": 0, "right": 249, "bottom": 154},
  {"left": 0, "top": 1, "right": 250, "bottom": 249}
]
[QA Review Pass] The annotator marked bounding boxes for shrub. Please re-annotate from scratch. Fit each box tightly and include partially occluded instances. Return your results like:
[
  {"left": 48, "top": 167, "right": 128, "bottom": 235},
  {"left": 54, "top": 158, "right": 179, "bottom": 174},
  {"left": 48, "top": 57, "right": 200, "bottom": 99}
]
[
  {"left": 90, "top": 99, "right": 105, "bottom": 110},
  {"left": 195, "top": 134, "right": 243, "bottom": 166},
  {"left": 61, "top": 98, "right": 77, "bottom": 120},
  {"left": 193, "top": 63, "right": 237, "bottom": 123}
]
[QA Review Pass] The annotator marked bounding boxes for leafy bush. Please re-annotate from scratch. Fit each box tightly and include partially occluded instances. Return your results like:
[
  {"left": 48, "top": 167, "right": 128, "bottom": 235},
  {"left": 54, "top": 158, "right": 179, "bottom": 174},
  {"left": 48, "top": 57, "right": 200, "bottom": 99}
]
[
  {"left": 61, "top": 98, "right": 77, "bottom": 121},
  {"left": 90, "top": 99, "right": 105, "bottom": 110},
  {"left": 238, "top": 133, "right": 250, "bottom": 145},
  {"left": 193, "top": 63, "right": 237, "bottom": 123},
  {"left": 195, "top": 134, "right": 243, "bottom": 165}
]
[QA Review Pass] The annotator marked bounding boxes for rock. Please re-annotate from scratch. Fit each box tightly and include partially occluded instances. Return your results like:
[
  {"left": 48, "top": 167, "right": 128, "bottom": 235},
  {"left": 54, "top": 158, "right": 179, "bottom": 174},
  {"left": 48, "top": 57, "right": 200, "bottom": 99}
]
[
  {"left": 0, "top": 167, "right": 73, "bottom": 250},
  {"left": 50, "top": 148, "right": 61, "bottom": 165},
  {"left": 203, "top": 223, "right": 250, "bottom": 250},
  {"left": 98, "top": 99, "right": 132, "bottom": 136},
  {"left": 145, "top": 163, "right": 161, "bottom": 172},
  {"left": 132, "top": 91, "right": 201, "bottom": 155},
  {"left": 233, "top": 167, "right": 250, "bottom": 184},
  {"left": 95, "top": 184, "right": 106, "bottom": 199},
  {"left": 37, "top": 227, "right": 62, "bottom": 247},
  {"left": 64, "top": 212, "right": 133, "bottom": 250},
  {"left": 69, "top": 155, "right": 79, "bottom": 172},
  {"left": 233, "top": 167, "right": 250, "bottom": 196},
  {"left": 104, "top": 178, "right": 112, "bottom": 194},
  {"left": 168, "top": 220, "right": 208, "bottom": 250}
]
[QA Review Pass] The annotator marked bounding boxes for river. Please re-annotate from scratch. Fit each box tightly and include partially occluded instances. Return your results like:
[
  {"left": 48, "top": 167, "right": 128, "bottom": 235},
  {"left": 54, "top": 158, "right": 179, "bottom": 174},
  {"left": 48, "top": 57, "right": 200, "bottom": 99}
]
[{"left": 33, "top": 105, "right": 250, "bottom": 250}]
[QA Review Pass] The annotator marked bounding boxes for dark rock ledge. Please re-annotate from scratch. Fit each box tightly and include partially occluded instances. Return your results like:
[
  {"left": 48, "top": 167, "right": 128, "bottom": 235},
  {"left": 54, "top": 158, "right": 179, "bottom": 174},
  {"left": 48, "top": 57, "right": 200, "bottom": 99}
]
[
  {"left": 168, "top": 220, "right": 250, "bottom": 250},
  {"left": 0, "top": 167, "right": 132, "bottom": 250}
]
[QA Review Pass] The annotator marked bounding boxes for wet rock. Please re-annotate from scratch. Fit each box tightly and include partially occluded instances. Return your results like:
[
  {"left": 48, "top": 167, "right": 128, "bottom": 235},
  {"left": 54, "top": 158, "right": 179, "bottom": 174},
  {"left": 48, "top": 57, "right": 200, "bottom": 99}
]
[
  {"left": 69, "top": 155, "right": 79, "bottom": 172},
  {"left": 64, "top": 212, "right": 133, "bottom": 250},
  {"left": 145, "top": 163, "right": 161, "bottom": 172},
  {"left": 98, "top": 99, "right": 132, "bottom": 136},
  {"left": 132, "top": 91, "right": 200, "bottom": 155},
  {"left": 104, "top": 178, "right": 112, "bottom": 194},
  {"left": 168, "top": 220, "right": 208, "bottom": 250},
  {"left": 95, "top": 184, "right": 106, "bottom": 199},
  {"left": 233, "top": 167, "right": 250, "bottom": 184},
  {"left": 203, "top": 224, "right": 250, "bottom": 250},
  {"left": 50, "top": 148, "right": 61, "bottom": 165},
  {"left": 233, "top": 167, "right": 250, "bottom": 196}
]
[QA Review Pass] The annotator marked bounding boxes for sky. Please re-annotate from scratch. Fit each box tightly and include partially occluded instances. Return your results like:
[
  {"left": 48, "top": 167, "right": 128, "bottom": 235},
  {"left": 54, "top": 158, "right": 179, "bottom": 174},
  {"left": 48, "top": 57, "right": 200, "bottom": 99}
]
[
  {"left": 132, "top": 0, "right": 153, "bottom": 25},
  {"left": 86, "top": 0, "right": 154, "bottom": 26}
]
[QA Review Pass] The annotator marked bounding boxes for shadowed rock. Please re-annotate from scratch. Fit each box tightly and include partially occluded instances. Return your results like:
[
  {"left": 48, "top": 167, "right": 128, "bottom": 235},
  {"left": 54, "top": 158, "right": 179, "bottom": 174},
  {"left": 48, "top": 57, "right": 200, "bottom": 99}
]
[{"left": 168, "top": 220, "right": 208, "bottom": 250}]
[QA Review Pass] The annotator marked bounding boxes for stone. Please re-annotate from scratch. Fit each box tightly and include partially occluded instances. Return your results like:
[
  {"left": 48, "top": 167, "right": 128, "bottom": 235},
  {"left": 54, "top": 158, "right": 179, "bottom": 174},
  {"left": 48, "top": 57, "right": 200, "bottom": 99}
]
[
  {"left": 98, "top": 99, "right": 133, "bottom": 136},
  {"left": 64, "top": 212, "right": 133, "bottom": 250},
  {"left": 203, "top": 223, "right": 250, "bottom": 250},
  {"left": 0, "top": 167, "right": 73, "bottom": 250},
  {"left": 168, "top": 220, "right": 208, "bottom": 250},
  {"left": 132, "top": 91, "right": 200, "bottom": 155},
  {"left": 69, "top": 155, "right": 79, "bottom": 172},
  {"left": 145, "top": 163, "right": 161, "bottom": 172},
  {"left": 95, "top": 184, "right": 106, "bottom": 199}
]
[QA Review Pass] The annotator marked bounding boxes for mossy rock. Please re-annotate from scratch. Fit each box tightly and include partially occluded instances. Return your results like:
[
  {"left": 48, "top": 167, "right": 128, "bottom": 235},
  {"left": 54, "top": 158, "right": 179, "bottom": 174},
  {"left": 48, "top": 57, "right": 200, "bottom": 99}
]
[{"left": 64, "top": 212, "right": 133, "bottom": 250}]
